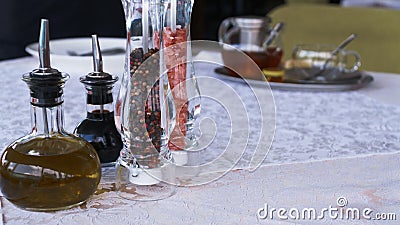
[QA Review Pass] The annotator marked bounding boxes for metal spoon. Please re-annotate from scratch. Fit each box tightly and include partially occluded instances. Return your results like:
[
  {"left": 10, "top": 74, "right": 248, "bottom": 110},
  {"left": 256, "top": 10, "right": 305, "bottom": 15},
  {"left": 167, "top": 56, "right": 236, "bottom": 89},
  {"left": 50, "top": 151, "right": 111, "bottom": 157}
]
[
  {"left": 306, "top": 33, "right": 357, "bottom": 80},
  {"left": 320, "top": 33, "right": 357, "bottom": 71},
  {"left": 263, "top": 22, "right": 284, "bottom": 47}
]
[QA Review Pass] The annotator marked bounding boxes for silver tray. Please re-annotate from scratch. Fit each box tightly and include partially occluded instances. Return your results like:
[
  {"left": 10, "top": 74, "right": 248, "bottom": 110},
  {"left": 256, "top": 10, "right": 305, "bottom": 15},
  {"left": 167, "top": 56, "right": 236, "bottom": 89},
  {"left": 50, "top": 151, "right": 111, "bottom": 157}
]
[{"left": 214, "top": 67, "right": 374, "bottom": 92}]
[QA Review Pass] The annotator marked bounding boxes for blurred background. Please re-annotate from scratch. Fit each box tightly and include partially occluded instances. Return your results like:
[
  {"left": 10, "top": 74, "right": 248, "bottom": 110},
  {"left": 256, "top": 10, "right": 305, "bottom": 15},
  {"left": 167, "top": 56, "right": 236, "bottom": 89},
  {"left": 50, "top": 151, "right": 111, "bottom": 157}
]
[{"left": 0, "top": 0, "right": 358, "bottom": 61}]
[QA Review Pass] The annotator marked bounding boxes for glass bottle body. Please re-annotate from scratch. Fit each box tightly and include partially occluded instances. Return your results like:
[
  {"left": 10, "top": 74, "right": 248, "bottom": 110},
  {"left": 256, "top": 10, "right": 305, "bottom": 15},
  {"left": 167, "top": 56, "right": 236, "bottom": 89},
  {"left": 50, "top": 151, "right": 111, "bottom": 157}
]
[
  {"left": 75, "top": 111, "right": 122, "bottom": 167},
  {"left": 75, "top": 82, "right": 123, "bottom": 167},
  {"left": 1, "top": 99, "right": 101, "bottom": 211}
]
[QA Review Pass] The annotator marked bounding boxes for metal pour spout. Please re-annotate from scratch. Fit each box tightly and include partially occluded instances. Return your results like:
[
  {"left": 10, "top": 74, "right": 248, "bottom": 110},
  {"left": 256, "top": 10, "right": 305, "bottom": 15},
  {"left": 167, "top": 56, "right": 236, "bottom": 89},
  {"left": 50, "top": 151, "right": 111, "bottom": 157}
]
[
  {"left": 39, "top": 19, "right": 51, "bottom": 69},
  {"left": 92, "top": 34, "right": 103, "bottom": 73},
  {"left": 81, "top": 34, "right": 118, "bottom": 113}
]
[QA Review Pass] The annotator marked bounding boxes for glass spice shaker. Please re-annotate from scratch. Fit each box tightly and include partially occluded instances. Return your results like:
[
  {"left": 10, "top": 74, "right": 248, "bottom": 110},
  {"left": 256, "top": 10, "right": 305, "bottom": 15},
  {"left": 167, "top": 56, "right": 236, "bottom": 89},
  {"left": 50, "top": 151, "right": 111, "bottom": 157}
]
[
  {"left": 161, "top": 0, "right": 201, "bottom": 166},
  {"left": 115, "top": 0, "right": 176, "bottom": 201},
  {"left": 74, "top": 35, "right": 122, "bottom": 167},
  {"left": 0, "top": 19, "right": 101, "bottom": 211}
]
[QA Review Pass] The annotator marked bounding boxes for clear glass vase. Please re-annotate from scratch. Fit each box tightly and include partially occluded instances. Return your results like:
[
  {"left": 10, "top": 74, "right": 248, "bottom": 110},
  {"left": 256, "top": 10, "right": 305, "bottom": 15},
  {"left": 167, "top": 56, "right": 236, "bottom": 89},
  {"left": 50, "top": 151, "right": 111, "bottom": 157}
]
[
  {"left": 115, "top": 0, "right": 176, "bottom": 201},
  {"left": 162, "top": 0, "right": 201, "bottom": 167}
]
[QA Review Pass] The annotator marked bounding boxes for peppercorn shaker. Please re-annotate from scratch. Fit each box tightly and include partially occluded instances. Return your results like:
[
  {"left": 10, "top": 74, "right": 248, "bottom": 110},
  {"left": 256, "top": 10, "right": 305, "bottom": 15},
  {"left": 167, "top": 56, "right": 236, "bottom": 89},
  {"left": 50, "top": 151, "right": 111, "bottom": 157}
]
[
  {"left": 115, "top": 0, "right": 176, "bottom": 201},
  {"left": 74, "top": 35, "right": 123, "bottom": 167}
]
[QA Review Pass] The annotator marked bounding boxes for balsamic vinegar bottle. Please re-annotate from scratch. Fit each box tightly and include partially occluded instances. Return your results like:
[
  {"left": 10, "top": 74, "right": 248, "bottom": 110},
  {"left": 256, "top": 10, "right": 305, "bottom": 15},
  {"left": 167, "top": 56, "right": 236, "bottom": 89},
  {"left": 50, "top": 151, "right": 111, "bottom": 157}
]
[
  {"left": 0, "top": 19, "right": 101, "bottom": 211},
  {"left": 74, "top": 35, "right": 122, "bottom": 167}
]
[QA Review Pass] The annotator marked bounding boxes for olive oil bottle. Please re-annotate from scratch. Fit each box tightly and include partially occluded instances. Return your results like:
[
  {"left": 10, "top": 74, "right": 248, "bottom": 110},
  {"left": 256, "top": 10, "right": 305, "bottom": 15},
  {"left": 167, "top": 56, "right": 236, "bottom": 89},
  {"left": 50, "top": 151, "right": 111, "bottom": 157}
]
[{"left": 0, "top": 19, "right": 101, "bottom": 211}]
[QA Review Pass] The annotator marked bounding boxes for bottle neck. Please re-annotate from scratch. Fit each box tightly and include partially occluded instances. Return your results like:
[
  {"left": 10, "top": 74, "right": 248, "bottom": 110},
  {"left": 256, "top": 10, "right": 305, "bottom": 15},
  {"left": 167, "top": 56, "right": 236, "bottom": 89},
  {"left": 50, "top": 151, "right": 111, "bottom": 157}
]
[
  {"left": 85, "top": 86, "right": 114, "bottom": 115},
  {"left": 30, "top": 100, "right": 65, "bottom": 136},
  {"left": 86, "top": 103, "right": 114, "bottom": 115}
]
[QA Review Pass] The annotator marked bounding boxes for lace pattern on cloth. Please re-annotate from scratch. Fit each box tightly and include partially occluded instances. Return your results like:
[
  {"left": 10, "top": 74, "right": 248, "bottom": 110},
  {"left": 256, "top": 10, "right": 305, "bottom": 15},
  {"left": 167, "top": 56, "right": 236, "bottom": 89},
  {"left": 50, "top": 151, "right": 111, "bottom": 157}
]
[{"left": 0, "top": 58, "right": 400, "bottom": 223}]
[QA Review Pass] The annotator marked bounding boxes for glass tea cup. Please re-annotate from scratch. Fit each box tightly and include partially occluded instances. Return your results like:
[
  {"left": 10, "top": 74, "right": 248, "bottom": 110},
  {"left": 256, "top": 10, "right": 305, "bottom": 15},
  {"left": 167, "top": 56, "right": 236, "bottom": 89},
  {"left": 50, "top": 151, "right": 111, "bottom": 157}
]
[{"left": 290, "top": 44, "right": 361, "bottom": 80}]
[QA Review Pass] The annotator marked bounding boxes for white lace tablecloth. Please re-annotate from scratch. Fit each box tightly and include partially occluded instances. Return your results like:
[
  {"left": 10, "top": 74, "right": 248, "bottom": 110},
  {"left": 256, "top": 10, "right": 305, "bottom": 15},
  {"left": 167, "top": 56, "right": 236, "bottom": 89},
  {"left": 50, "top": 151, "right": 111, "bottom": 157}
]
[{"left": 0, "top": 57, "right": 400, "bottom": 224}]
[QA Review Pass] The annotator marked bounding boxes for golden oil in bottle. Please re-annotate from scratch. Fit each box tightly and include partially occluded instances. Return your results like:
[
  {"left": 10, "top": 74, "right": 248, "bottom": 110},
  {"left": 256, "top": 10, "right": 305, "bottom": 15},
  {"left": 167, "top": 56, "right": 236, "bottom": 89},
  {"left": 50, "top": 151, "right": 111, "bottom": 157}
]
[{"left": 0, "top": 134, "right": 101, "bottom": 211}]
